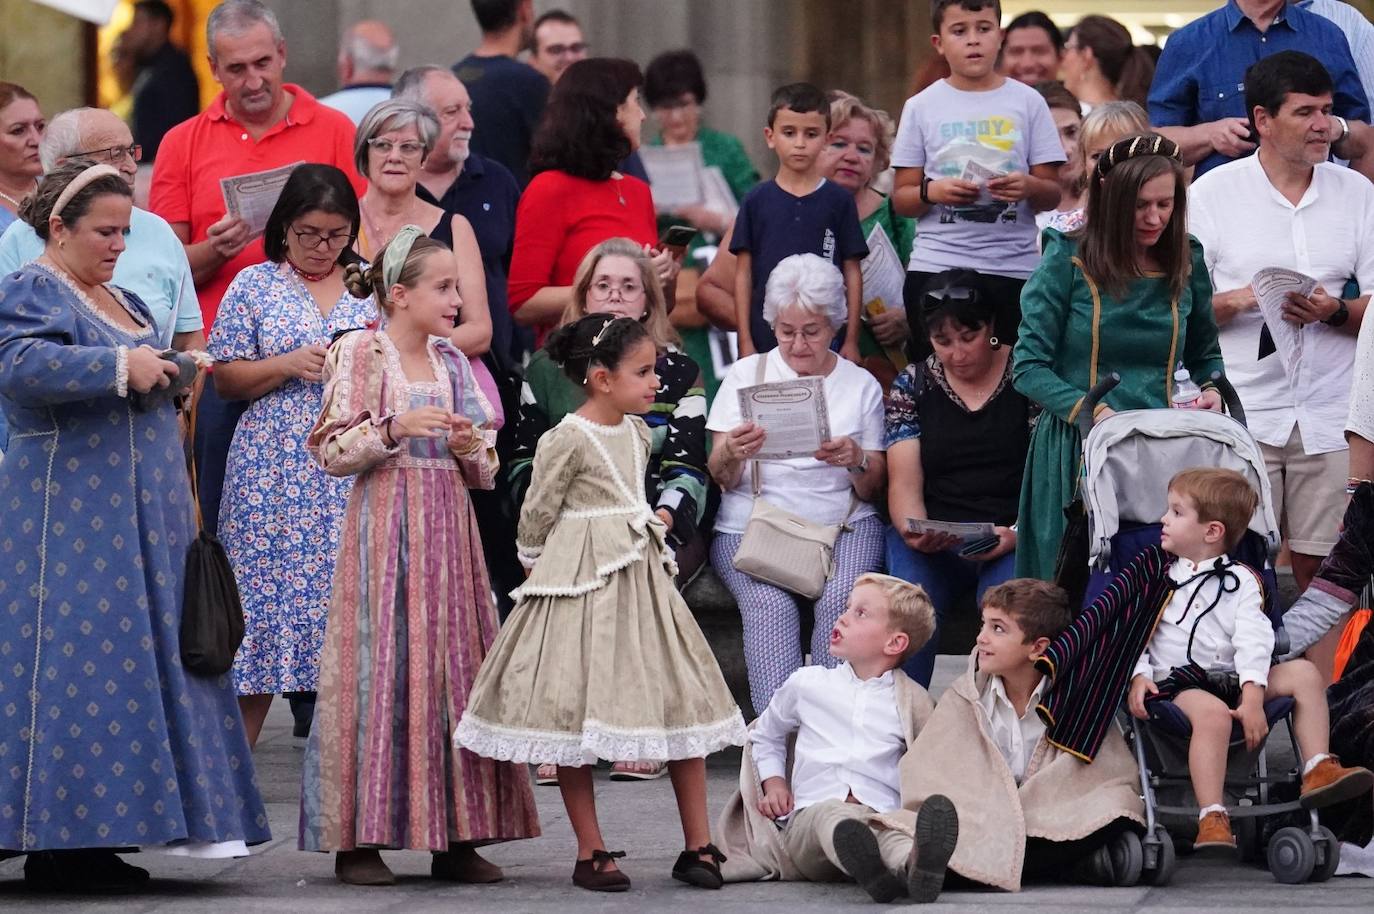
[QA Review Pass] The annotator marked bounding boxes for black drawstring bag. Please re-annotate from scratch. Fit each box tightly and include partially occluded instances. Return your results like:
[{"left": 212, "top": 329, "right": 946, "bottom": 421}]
[{"left": 180, "top": 388, "right": 245, "bottom": 676}]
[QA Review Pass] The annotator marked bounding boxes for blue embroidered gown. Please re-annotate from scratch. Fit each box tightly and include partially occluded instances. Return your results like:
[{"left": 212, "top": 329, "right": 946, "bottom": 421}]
[{"left": 0, "top": 263, "right": 270, "bottom": 853}]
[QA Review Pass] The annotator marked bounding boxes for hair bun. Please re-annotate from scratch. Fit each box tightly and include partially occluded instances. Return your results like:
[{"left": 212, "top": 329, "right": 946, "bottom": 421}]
[{"left": 342, "top": 261, "right": 373, "bottom": 300}]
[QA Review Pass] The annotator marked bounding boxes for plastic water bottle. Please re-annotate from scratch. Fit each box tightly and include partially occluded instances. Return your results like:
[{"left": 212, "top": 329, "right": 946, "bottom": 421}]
[{"left": 1171, "top": 362, "right": 1201, "bottom": 409}]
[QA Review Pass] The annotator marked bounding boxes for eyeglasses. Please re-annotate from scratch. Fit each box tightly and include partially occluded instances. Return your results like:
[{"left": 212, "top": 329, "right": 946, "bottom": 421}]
[
  {"left": 921, "top": 286, "right": 978, "bottom": 313},
  {"left": 366, "top": 138, "right": 426, "bottom": 158},
  {"left": 543, "top": 42, "right": 588, "bottom": 57},
  {"left": 290, "top": 225, "right": 355, "bottom": 251},
  {"left": 73, "top": 143, "right": 142, "bottom": 164},
  {"left": 588, "top": 279, "right": 645, "bottom": 302},
  {"left": 774, "top": 324, "right": 829, "bottom": 345}
]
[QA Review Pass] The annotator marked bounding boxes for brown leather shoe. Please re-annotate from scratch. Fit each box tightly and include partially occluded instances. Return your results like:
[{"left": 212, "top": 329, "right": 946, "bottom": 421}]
[
  {"left": 1193, "top": 811, "right": 1237, "bottom": 854},
  {"left": 572, "top": 849, "right": 631, "bottom": 892},
  {"left": 1301, "top": 756, "right": 1374, "bottom": 809},
  {"left": 432, "top": 845, "right": 504, "bottom": 883},
  {"left": 335, "top": 849, "right": 396, "bottom": 886}
]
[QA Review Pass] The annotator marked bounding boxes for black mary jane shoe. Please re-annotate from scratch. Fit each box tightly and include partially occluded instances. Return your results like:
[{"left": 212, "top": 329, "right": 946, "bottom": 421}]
[
  {"left": 24, "top": 849, "right": 150, "bottom": 894},
  {"left": 671, "top": 842, "right": 726, "bottom": 889},
  {"left": 572, "top": 849, "right": 631, "bottom": 892}
]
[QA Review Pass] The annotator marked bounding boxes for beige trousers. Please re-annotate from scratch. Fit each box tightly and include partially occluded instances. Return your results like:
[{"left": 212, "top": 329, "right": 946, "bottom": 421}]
[{"left": 781, "top": 799, "right": 912, "bottom": 882}]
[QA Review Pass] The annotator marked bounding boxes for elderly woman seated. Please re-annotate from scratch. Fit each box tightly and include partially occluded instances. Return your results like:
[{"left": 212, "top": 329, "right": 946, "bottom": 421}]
[{"left": 706, "top": 254, "right": 887, "bottom": 714}]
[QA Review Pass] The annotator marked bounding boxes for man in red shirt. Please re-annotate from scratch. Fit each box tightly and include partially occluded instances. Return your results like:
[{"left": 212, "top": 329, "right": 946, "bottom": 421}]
[{"left": 150, "top": 0, "right": 364, "bottom": 544}]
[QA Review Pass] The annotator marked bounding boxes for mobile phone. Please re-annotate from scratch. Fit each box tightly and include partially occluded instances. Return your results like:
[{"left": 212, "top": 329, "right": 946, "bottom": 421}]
[
  {"left": 958, "top": 536, "right": 1000, "bottom": 558},
  {"left": 660, "top": 224, "right": 697, "bottom": 249}
]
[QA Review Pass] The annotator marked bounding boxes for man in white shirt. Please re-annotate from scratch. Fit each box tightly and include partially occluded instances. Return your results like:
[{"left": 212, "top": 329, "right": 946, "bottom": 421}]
[
  {"left": 751, "top": 574, "right": 958, "bottom": 903},
  {"left": 1189, "top": 50, "right": 1374, "bottom": 593}
]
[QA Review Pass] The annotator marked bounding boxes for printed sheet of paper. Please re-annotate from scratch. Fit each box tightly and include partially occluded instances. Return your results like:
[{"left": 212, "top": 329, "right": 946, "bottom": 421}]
[
  {"left": 700, "top": 165, "right": 739, "bottom": 221},
  {"left": 638, "top": 143, "right": 706, "bottom": 211},
  {"left": 1252, "top": 266, "right": 1316, "bottom": 379},
  {"left": 221, "top": 162, "right": 304, "bottom": 236},
  {"left": 860, "top": 223, "right": 906, "bottom": 312},
  {"left": 906, "top": 518, "right": 997, "bottom": 541},
  {"left": 960, "top": 157, "right": 1005, "bottom": 205},
  {"left": 737, "top": 377, "right": 830, "bottom": 460}
]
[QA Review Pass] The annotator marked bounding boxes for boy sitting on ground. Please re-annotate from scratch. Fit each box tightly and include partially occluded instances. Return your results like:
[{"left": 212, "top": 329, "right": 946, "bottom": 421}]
[
  {"left": 1127, "top": 468, "right": 1374, "bottom": 853},
  {"left": 903, "top": 579, "right": 1146, "bottom": 891},
  {"left": 715, "top": 573, "right": 960, "bottom": 904}
]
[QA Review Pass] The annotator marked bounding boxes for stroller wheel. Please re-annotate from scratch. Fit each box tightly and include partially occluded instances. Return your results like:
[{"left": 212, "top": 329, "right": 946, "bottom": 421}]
[
  {"left": 1309, "top": 826, "right": 1341, "bottom": 883},
  {"left": 1142, "top": 826, "right": 1177, "bottom": 886},
  {"left": 1267, "top": 826, "right": 1316, "bottom": 884},
  {"left": 1111, "top": 829, "right": 1144, "bottom": 886}
]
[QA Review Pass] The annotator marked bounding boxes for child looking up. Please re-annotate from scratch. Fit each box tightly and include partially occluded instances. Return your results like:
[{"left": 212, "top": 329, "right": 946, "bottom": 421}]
[
  {"left": 892, "top": 0, "right": 1065, "bottom": 355},
  {"left": 731, "top": 82, "right": 868, "bottom": 360},
  {"left": 301, "top": 227, "right": 540, "bottom": 886},
  {"left": 455, "top": 313, "right": 747, "bottom": 892},
  {"left": 733, "top": 574, "right": 958, "bottom": 904},
  {"left": 1127, "top": 468, "right": 1374, "bottom": 853}
]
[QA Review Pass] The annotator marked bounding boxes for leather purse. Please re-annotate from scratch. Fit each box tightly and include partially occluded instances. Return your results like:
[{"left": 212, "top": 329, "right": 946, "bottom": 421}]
[{"left": 730, "top": 356, "right": 857, "bottom": 600}]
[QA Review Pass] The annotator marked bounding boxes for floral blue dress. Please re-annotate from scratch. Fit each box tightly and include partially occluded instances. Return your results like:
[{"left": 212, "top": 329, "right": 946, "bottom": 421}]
[
  {"left": 207, "top": 262, "right": 376, "bottom": 696},
  {"left": 0, "top": 263, "right": 269, "bottom": 852}
]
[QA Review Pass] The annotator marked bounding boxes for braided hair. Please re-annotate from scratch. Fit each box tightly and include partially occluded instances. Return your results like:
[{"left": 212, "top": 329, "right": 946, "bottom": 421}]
[{"left": 544, "top": 313, "right": 652, "bottom": 385}]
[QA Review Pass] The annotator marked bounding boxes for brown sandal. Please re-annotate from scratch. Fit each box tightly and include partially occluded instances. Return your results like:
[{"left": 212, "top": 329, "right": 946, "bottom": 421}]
[{"left": 572, "top": 849, "right": 631, "bottom": 892}]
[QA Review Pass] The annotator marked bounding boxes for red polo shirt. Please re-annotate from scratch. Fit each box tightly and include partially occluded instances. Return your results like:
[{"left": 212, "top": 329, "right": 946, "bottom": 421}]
[{"left": 149, "top": 84, "right": 365, "bottom": 330}]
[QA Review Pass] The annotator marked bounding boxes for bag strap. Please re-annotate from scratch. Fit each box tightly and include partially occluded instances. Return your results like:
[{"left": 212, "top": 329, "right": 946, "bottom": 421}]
[
  {"left": 186, "top": 378, "right": 205, "bottom": 534},
  {"left": 749, "top": 353, "right": 767, "bottom": 497}
]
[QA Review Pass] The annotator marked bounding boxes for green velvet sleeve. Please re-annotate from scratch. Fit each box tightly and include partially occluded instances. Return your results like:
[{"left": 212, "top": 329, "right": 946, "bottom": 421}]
[{"left": 1012, "top": 229, "right": 1093, "bottom": 423}]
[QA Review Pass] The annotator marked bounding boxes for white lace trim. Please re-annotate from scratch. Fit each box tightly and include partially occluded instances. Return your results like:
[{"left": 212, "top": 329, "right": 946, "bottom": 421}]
[
  {"left": 562, "top": 504, "right": 652, "bottom": 520},
  {"left": 114, "top": 344, "right": 129, "bottom": 398},
  {"left": 565, "top": 412, "right": 631, "bottom": 436},
  {"left": 509, "top": 537, "right": 653, "bottom": 600},
  {"left": 32, "top": 261, "right": 155, "bottom": 342},
  {"left": 454, "top": 711, "right": 747, "bottom": 766},
  {"left": 516, "top": 542, "right": 543, "bottom": 570}
]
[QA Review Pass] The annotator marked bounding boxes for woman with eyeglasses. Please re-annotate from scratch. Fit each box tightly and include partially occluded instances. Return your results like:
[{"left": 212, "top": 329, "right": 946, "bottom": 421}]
[
  {"left": 0, "top": 82, "right": 44, "bottom": 233},
  {"left": 884, "top": 271, "right": 1035, "bottom": 687},
  {"left": 509, "top": 237, "right": 709, "bottom": 784},
  {"left": 706, "top": 254, "right": 887, "bottom": 715},
  {"left": 207, "top": 164, "right": 378, "bottom": 747},
  {"left": 353, "top": 99, "right": 492, "bottom": 358}
]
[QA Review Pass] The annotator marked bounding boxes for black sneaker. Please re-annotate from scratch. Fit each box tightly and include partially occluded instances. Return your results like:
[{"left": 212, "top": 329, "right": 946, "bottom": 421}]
[
  {"left": 833, "top": 819, "right": 905, "bottom": 903},
  {"left": 907, "top": 794, "right": 959, "bottom": 903}
]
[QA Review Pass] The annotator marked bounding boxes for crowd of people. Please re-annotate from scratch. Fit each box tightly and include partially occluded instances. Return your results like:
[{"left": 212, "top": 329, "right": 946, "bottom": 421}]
[{"left": 2, "top": 0, "right": 1374, "bottom": 901}]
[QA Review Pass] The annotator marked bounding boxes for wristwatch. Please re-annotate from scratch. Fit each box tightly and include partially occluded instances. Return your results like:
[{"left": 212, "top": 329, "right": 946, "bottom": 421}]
[
  {"left": 1332, "top": 115, "right": 1350, "bottom": 145},
  {"left": 847, "top": 452, "right": 871, "bottom": 475},
  {"left": 919, "top": 175, "right": 933, "bottom": 205},
  {"left": 1324, "top": 298, "right": 1350, "bottom": 328}
]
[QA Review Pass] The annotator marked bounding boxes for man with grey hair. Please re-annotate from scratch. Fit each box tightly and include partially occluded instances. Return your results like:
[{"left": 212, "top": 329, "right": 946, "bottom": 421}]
[
  {"left": 150, "top": 0, "right": 361, "bottom": 537},
  {"left": 320, "top": 20, "right": 399, "bottom": 125},
  {"left": 0, "top": 107, "right": 203, "bottom": 351},
  {"left": 394, "top": 63, "right": 526, "bottom": 615}
]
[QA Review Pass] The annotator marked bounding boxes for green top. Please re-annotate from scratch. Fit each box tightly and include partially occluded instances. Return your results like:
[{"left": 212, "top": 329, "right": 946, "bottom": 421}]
[
  {"left": 856, "top": 194, "right": 917, "bottom": 361},
  {"left": 1011, "top": 229, "right": 1224, "bottom": 424}
]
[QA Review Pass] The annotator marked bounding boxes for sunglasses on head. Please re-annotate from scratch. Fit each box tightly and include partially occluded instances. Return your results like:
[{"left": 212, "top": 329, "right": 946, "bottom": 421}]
[{"left": 921, "top": 286, "right": 978, "bottom": 312}]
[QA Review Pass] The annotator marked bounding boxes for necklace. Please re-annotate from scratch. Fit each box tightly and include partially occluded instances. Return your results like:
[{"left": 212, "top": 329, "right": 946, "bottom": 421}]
[
  {"left": 610, "top": 172, "right": 626, "bottom": 207},
  {"left": 360, "top": 197, "right": 425, "bottom": 258},
  {"left": 288, "top": 259, "right": 334, "bottom": 283},
  {"left": 0, "top": 184, "right": 33, "bottom": 208}
]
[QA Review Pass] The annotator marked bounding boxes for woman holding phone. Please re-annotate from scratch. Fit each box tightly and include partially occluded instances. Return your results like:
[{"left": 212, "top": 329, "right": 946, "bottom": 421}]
[{"left": 884, "top": 270, "right": 1034, "bottom": 687}]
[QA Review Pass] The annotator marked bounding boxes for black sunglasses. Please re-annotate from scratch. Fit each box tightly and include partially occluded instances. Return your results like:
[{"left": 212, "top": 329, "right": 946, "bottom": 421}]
[{"left": 921, "top": 286, "right": 979, "bottom": 312}]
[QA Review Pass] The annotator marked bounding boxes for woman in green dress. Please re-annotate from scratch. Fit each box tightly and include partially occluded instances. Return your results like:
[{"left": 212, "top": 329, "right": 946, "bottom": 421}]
[{"left": 1012, "top": 134, "right": 1224, "bottom": 581}]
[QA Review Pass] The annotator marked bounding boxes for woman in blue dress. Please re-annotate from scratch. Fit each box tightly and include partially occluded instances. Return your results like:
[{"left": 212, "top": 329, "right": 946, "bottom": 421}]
[
  {"left": 208, "top": 165, "right": 377, "bottom": 747},
  {"left": 0, "top": 162, "right": 269, "bottom": 891}
]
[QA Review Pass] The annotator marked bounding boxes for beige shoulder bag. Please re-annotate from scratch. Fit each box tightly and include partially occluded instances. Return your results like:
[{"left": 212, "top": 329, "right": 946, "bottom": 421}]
[{"left": 731, "top": 355, "right": 859, "bottom": 599}]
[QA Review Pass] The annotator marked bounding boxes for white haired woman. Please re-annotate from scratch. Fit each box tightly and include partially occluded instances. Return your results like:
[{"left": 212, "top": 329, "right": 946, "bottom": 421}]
[{"left": 706, "top": 254, "right": 887, "bottom": 713}]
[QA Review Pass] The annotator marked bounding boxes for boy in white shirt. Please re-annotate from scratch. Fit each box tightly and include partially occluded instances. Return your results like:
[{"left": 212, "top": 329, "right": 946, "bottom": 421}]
[
  {"left": 748, "top": 574, "right": 959, "bottom": 904},
  {"left": 1127, "top": 468, "right": 1374, "bottom": 853}
]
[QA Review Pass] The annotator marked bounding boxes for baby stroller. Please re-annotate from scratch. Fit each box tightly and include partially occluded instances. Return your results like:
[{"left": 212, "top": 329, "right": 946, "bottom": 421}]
[{"left": 1070, "top": 377, "right": 1339, "bottom": 885}]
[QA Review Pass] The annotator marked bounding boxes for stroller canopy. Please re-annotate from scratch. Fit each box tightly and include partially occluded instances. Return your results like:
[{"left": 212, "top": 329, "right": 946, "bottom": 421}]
[{"left": 1081, "top": 409, "right": 1282, "bottom": 568}]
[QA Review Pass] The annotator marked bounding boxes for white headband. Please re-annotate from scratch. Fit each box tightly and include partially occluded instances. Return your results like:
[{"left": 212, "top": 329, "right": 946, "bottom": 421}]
[{"left": 52, "top": 164, "right": 122, "bottom": 221}]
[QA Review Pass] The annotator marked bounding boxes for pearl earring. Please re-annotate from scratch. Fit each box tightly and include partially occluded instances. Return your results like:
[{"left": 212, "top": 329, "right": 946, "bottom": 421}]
[{"left": 989, "top": 336, "right": 1001, "bottom": 350}]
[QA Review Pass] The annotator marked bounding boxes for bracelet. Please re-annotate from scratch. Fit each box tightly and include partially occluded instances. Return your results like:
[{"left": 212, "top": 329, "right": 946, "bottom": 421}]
[
  {"left": 381, "top": 415, "right": 397, "bottom": 447},
  {"left": 919, "top": 175, "right": 933, "bottom": 205},
  {"left": 1348, "top": 476, "right": 1371, "bottom": 495},
  {"left": 846, "top": 452, "right": 870, "bottom": 475}
]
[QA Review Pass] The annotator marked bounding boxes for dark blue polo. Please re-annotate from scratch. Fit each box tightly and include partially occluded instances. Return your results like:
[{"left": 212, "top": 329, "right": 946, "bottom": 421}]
[
  {"left": 1149, "top": 0, "right": 1369, "bottom": 178},
  {"left": 417, "top": 152, "right": 529, "bottom": 371},
  {"left": 729, "top": 178, "right": 868, "bottom": 350},
  {"left": 453, "top": 54, "right": 549, "bottom": 187}
]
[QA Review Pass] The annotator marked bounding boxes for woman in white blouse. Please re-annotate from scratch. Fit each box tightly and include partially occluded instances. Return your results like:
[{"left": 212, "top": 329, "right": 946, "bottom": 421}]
[{"left": 706, "top": 254, "right": 887, "bottom": 714}]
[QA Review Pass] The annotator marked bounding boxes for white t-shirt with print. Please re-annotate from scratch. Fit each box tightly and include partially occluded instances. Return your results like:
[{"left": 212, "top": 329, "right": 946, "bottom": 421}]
[
  {"left": 891, "top": 77, "right": 1066, "bottom": 279},
  {"left": 708, "top": 350, "right": 885, "bottom": 534}
]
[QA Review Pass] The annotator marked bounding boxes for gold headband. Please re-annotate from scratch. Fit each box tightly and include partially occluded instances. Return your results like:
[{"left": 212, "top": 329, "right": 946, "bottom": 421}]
[
  {"left": 1094, "top": 133, "right": 1182, "bottom": 182},
  {"left": 52, "top": 164, "right": 122, "bottom": 221}
]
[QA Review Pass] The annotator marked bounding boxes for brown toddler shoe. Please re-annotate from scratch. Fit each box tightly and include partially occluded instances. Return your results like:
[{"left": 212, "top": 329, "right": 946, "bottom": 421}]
[
  {"left": 1193, "top": 810, "right": 1237, "bottom": 854},
  {"left": 1300, "top": 756, "right": 1374, "bottom": 809}
]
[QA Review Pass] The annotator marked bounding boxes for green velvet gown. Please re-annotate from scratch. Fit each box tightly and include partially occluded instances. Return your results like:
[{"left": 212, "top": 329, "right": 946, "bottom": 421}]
[{"left": 1011, "top": 229, "right": 1224, "bottom": 581}]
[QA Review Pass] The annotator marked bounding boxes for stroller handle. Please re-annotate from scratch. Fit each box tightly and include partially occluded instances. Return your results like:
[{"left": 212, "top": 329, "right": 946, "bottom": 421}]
[
  {"left": 1076, "top": 373, "right": 1122, "bottom": 439},
  {"left": 1207, "top": 372, "right": 1248, "bottom": 428}
]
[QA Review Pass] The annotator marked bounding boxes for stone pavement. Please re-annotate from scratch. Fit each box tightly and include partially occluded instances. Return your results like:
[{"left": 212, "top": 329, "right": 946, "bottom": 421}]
[{"left": 2, "top": 656, "right": 1371, "bottom": 913}]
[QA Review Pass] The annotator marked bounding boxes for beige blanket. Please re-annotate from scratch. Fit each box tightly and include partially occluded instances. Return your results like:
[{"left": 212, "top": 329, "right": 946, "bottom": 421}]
[
  {"left": 891, "top": 653, "right": 1146, "bottom": 891},
  {"left": 715, "top": 669, "right": 935, "bottom": 882}
]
